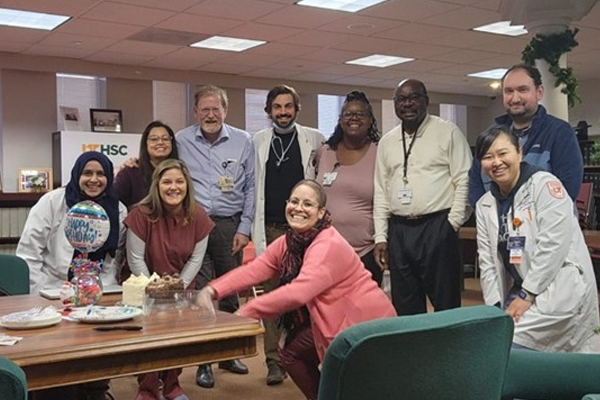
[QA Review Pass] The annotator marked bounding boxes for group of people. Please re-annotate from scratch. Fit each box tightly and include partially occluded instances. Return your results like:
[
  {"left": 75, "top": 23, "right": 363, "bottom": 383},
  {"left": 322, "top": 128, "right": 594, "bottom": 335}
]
[{"left": 15, "top": 63, "right": 600, "bottom": 400}]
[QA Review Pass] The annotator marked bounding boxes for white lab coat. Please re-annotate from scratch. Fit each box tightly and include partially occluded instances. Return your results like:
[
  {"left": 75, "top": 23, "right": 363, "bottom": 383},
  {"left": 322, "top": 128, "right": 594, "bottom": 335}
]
[
  {"left": 252, "top": 124, "right": 324, "bottom": 255},
  {"left": 16, "top": 188, "right": 127, "bottom": 294},
  {"left": 476, "top": 171, "right": 599, "bottom": 353}
]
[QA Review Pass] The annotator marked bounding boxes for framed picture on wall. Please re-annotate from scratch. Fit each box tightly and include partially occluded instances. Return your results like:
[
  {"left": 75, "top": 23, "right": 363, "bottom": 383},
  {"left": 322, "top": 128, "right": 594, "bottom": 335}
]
[
  {"left": 59, "top": 106, "right": 82, "bottom": 131},
  {"left": 90, "top": 109, "right": 123, "bottom": 133},
  {"left": 18, "top": 168, "right": 53, "bottom": 193}
]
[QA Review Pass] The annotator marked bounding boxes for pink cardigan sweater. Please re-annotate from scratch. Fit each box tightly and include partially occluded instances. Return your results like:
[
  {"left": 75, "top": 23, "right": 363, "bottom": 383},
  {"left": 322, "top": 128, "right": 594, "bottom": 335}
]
[{"left": 211, "top": 226, "right": 396, "bottom": 360}]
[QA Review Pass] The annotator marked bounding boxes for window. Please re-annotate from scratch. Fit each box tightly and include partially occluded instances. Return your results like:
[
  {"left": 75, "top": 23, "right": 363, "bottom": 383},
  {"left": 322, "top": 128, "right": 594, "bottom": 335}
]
[
  {"left": 381, "top": 99, "right": 399, "bottom": 135},
  {"left": 245, "top": 88, "right": 270, "bottom": 134},
  {"left": 440, "top": 103, "right": 468, "bottom": 136},
  {"left": 153, "top": 81, "right": 188, "bottom": 133},
  {"left": 317, "top": 94, "right": 344, "bottom": 138},
  {"left": 56, "top": 73, "right": 105, "bottom": 131}
]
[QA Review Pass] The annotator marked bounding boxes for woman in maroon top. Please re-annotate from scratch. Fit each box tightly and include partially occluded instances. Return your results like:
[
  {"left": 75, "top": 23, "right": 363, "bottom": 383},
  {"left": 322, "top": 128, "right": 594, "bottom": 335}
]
[
  {"left": 125, "top": 159, "right": 214, "bottom": 400},
  {"left": 114, "top": 120, "right": 179, "bottom": 209}
]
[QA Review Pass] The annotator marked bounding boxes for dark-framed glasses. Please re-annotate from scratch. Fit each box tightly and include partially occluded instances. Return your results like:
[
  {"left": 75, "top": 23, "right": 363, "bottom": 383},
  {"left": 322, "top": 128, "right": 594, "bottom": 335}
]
[
  {"left": 340, "top": 111, "right": 369, "bottom": 120},
  {"left": 393, "top": 93, "right": 426, "bottom": 104}
]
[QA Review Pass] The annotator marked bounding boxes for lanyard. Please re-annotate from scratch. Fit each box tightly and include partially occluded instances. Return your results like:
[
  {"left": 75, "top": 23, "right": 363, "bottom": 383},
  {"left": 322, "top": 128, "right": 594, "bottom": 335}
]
[{"left": 401, "top": 129, "right": 418, "bottom": 184}]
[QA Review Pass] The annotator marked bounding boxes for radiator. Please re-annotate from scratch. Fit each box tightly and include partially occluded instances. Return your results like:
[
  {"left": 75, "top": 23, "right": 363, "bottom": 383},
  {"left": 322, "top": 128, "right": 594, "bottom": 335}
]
[{"left": 0, "top": 207, "right": 31, "bottom": 240}]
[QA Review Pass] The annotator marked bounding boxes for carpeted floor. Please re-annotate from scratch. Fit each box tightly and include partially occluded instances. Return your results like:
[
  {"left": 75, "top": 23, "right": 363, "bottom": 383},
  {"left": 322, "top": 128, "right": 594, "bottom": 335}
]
[{"left": 109, "top": 278, "right": 484, "bottom": 400}]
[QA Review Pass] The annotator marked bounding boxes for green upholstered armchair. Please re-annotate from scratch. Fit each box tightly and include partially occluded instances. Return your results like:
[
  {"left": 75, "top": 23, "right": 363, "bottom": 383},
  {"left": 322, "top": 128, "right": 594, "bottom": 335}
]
[
  {"left": 0, "top": 356, "right": 27, "bottom": 400},
  {"left": 0, "top": 254, "right": 30, "bottom": 295},
  {"left": 502, "top": 349, "right": 600, "bottom": 400},
  {"left": 318, "top": 305, "right": 514, "bottom": 400}
]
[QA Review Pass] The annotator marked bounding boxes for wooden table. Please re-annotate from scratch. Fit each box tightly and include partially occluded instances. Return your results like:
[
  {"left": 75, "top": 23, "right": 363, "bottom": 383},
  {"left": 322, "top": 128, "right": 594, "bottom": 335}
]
[{"left": 0, "top": 294, "right": 263, "bottom": 390}]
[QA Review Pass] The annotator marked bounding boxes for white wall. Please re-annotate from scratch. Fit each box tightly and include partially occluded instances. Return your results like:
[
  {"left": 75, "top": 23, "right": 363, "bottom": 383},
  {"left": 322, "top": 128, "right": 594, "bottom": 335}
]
[{"left": 1, "top": 69, "right": 56, "bottom": 192}]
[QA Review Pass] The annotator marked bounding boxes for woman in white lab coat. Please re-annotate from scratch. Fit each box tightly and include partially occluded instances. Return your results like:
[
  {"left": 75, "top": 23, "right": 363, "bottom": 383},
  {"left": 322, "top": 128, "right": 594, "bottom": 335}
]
[{"left": 475, "top": 125, "right": 599, "bottom": 353}]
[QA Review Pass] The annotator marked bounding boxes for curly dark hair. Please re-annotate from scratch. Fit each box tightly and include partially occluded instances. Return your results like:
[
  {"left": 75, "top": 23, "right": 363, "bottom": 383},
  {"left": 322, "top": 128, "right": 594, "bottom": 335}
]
[{"left": 326, "top": 91, "right": 380, "bottom": 150}]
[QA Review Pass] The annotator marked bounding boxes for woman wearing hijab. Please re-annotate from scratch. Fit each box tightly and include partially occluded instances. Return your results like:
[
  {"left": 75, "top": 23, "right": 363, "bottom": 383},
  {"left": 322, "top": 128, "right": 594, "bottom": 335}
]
[
  {"left": 17, "top": 151, "right": 127, "bottom": 295},
  {"left": 201, "top": 179, "right": 396, "bottom": 400}
]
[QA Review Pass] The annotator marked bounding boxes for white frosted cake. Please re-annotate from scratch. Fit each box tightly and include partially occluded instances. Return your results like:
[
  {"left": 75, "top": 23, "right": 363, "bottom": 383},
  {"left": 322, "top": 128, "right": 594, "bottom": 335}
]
[{"left": 122, "top": 273, "right": 158, "bottom": 307}]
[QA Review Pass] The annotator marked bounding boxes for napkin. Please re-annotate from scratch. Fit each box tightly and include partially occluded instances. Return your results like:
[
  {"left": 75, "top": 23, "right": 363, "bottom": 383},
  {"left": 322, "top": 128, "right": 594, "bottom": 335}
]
[{"left": 0, "top": 334, "right": 23, "bottom": 346}]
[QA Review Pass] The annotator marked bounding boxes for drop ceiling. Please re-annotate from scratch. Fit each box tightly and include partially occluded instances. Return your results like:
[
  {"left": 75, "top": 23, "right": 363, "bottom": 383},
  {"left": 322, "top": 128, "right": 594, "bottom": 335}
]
[{"left": 0, "top": 0, "right": 599, "bottom": 97}]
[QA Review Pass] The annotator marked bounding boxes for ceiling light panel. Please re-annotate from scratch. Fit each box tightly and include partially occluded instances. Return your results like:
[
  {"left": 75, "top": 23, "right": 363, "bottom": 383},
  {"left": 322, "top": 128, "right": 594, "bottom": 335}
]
[
  {"left": 468, "top": 68, "right": 508, "bottom": 80},
  {"left": 346, "top": 54, "right": 414, "bottom": 68},
  {"left": 0, "top": 7, "right": 70, "bottom": 30},
  {"left": 473, "top": 21, "right": 528, "bottom": 37},
  {"left": 296, "top": 0, "right": 389, "bottom": 13},
  {"left": 190, "top": 36, "right": 266, "bottom": 52}
]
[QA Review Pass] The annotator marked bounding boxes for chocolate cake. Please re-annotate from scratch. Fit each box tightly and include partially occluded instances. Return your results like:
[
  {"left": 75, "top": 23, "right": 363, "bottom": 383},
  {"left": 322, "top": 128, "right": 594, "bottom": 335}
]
[{"left": 145, "top": 274, "right": 184, "bottom": 299}]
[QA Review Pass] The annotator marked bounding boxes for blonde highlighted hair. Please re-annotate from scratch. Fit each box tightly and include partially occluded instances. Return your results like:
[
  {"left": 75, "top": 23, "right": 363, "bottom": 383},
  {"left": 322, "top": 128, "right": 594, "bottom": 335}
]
[{"left": 138, "top": 159, "right": 196, "bottom": 225}]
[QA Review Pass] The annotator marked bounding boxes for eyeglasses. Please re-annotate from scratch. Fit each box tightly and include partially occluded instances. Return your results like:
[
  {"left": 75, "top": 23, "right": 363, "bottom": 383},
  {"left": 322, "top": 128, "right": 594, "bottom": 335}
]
[
  {"left": 286, "top": 198, "right": 319, "bottom": 210},
  {"left": 198, "top": 107, "right": 223, "bottom": 117},
  {"left": 393, "top": 93, "right": 426, "bottom": 104},
  {"left": 148, "top": 136, "right": 172, "bottom": 144},
  {"left": 340, "top": 111, "right": 369, "bottom": 120}
]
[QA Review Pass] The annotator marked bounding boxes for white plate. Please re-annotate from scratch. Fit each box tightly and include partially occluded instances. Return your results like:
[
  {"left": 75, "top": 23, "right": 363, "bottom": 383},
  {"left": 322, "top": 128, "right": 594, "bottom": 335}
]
[
  {"left": 70, "top": 306, "right": 143, "bottom": 324},
  {"left": 0, "top": 313, "right": 62, "bottom": 330},
  {"left": 39, "top": 284, "right": 123, "bottom": 300}
]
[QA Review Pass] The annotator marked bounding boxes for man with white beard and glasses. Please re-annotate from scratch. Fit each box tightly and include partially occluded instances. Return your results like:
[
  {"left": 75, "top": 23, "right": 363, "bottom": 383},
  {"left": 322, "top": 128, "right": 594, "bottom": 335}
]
[{"left": 176, "top": 85, "right": 255, "bottom": 389}]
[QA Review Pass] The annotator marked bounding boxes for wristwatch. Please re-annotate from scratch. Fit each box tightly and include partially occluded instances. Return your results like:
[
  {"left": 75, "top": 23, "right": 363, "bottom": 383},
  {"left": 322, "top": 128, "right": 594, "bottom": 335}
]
[{"left": 518, "top": 289, "right": 536, "bottom": 302}]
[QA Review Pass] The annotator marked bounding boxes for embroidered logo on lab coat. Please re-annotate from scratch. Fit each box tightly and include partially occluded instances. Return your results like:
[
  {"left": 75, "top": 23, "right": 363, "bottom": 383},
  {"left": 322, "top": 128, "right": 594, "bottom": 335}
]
[{"left": 546, "top": 181, "right": 565, "bottom": 199}]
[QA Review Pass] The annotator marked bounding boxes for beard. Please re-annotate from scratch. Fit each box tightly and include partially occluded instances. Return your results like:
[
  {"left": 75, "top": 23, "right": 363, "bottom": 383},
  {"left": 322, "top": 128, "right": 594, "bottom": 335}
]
[{"left": 272, "top": 114, "right": 297, "bottom": 134}]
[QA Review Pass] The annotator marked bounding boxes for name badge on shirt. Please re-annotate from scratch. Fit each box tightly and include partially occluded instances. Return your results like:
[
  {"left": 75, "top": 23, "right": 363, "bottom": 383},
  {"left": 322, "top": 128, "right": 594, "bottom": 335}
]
[
  {"left": 507, "top": 235, "right": 526, "bottom": 264},
  {"left": 218, "top": 176, "right": 234, "bottom": 192},
  {"left": 322, "top": 172, "right": 338, "bottom": 186},
  {"left": 398, "top": 188, "right": 412, "bottom": 205}
]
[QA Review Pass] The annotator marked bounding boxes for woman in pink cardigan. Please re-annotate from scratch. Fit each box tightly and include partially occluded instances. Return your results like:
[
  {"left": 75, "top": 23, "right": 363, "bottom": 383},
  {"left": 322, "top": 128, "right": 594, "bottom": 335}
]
[{"left": 203, "top": 179, "right": 396, "bottom": 400}]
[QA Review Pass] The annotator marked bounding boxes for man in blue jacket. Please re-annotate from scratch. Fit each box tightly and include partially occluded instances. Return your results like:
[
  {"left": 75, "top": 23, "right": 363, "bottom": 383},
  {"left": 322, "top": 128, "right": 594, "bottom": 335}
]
[{"left": 468, "top": 64, "right": 583, "bottom": 207}]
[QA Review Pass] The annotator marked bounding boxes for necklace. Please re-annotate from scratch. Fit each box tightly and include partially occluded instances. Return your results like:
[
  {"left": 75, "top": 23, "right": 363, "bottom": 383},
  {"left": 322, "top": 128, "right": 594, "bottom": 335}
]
[{"left": 270, "top": 130, "right": 297, "bottom": 167}]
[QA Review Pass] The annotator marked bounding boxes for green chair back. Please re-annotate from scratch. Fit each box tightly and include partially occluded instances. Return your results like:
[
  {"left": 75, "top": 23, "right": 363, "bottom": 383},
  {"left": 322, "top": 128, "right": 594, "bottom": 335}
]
[
  {"left": 503, "top": 349, "right": 600, "bottom": 400},
  {"left": 319, "top": 305, "right": 514, "bottom": 400},
  {"left": 0, "top": 254, "right": 30, "bottom": 295},
  {"left": 0, "top": 357, "right": 27, "bottom": 400}
]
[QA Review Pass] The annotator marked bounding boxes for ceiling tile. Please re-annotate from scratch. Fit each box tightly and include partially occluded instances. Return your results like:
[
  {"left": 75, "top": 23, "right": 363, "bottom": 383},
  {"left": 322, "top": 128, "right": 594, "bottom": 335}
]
[
  {"left": 255, "top": 5, "right": 344, "bottom": 29},
  {"left": 362, "top": 0, "right": 463, "bottom": 22},
  {"left": 156, "top": 13, "right": 243, "bottom": 34},
  {"left": 57, "top": 18, "right": 144, "bottom": 39},
  {"left": 421, "top": 5, "right": 500, "bottom": 29},
  {"left": 223, "top": 22, "right": 304, "bottom": 42},
  {"left": 102, "top": 40, "right": 180, "bottom": 56},
  {"left": 85, "top": 51, "right": 156, "bottom": 65},
  {"left": 80, "top": 2, "right": 175, "bottom": 26},
  {"left": 185, "top": 0, "right": 285, "bottom": 21},
  {"left": 108, "top": 0, "right": 204, "bottom": 12}
]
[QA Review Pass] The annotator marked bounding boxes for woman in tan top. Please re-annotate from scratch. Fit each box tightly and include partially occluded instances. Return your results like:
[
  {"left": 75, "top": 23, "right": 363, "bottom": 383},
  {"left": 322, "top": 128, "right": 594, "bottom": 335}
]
[{"left": 316, "top": 91, "right": 382, "bottom": 284}]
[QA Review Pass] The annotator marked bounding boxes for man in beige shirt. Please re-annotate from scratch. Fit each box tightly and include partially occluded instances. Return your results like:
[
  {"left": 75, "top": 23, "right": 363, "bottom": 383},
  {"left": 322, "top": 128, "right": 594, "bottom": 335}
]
[{"left": 373, "top": 79, "right": 472, "bottom": 315}]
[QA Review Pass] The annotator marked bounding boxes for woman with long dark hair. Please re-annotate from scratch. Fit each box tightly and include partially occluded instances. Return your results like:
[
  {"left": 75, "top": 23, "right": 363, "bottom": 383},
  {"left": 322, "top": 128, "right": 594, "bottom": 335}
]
[{"left": 114, "top": 120, "right": 179, "bottom": 208}]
